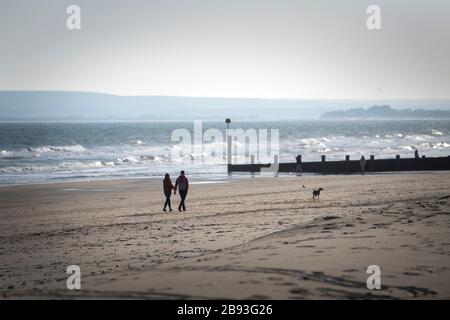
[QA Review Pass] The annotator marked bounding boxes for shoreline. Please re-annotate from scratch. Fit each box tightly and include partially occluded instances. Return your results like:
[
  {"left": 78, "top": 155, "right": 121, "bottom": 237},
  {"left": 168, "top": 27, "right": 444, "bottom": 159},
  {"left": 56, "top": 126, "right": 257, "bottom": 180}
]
[{"left": 1, "top": 169, "right": 448, "bottom": 189}]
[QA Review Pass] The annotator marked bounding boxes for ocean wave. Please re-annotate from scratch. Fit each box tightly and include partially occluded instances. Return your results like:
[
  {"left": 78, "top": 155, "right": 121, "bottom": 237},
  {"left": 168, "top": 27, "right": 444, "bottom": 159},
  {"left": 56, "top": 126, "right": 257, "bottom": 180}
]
[
  {"left": 116, "top": 156, "right": 140, "bottom": 163},
  {"left": 298, "top": 138, "right": 327, "bottom": 148},
  {"left": 53, "top": 155, "right": 165, "bottom": 169},
  {"left": 0, "top": 145, "right": 88, "bottom": 160},
  {"left": 62, "top": 161, "right": 115, "bottom": 169},
  {"left": 0, "top": 166, "right": 47, "bottom": 173},
  {"left": 0, "top": 150, "right": 11, "bottom": 158},
  {"left": 25, "top": 144, "right": 87, "bottom": 154},
  {"left": 113, "top": 154, "right": 165, "bottom": 165},
  {"left": 384, "top": 133, "right": 404, "bottom": 139},
  {"left": 420, "top": 142, "right": 450, "bottom": 150},
  {"left": 431, "top": 129, "right": 443, "bottom": 136},
  {"left": 0, "top": 167, "right": 20, "bottom": 173},
  {"left": 404, "top": 134, "right": 433, "bottom": 141}
]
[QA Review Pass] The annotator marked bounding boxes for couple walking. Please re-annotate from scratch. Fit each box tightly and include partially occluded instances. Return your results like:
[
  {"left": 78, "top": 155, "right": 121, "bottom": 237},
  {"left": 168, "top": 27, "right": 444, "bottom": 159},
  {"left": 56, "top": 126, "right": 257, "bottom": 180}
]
[{"left": 163, "top": 170, "right": 189, "bottom": 212}]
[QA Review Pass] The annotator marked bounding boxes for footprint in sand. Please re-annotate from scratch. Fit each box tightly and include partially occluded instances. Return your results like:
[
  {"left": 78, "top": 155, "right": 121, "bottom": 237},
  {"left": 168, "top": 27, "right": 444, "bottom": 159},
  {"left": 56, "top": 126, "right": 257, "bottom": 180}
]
[
  {"left": 290, "top": 288, "right": 309, "bottom": 295},
  {"left": 276, "top": 282, "right": 296, "bottom": 286},
  {"left": 403, "top": 272, "right": 422, "bottom": 276},
  {"left": 343, "top": 269, "right": 358, "bottom": 273}
]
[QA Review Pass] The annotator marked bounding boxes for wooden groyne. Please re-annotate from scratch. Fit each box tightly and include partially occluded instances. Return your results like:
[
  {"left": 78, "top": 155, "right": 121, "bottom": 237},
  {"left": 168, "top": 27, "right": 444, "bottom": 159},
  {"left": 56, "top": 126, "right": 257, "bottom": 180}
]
[{"left": 228, "top": 155, "right": 450, "bottom": 174}]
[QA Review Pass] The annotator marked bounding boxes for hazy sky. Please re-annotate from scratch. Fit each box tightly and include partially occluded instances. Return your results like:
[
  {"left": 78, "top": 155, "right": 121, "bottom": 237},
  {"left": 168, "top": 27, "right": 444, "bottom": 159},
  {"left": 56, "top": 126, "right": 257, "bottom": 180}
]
[{"left": 1, "top": 0, "right": 449, "bottom": 99}]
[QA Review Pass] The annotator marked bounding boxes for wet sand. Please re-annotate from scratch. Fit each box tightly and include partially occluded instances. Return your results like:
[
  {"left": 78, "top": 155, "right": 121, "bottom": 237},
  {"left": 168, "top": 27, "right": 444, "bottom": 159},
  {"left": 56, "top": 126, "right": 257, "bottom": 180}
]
[{"left": 1, "top": 173, "right": 450, "bottom": 299}]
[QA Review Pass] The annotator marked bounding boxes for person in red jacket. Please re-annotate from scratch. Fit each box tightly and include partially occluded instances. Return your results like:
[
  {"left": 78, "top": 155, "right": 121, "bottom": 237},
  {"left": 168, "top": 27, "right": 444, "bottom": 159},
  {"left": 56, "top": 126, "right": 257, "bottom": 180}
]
[
  {"left": 163, "top": 173, "right": 175, "bottom": 212},
  {"left": 174, "top": 170, "right": 189, "bottom": 211}
]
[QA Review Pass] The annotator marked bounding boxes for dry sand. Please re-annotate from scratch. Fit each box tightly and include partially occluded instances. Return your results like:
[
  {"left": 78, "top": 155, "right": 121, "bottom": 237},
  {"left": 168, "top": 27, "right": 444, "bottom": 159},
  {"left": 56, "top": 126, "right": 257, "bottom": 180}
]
[{"left": 1, "top": 173, "right": 450, "bottom": 299}]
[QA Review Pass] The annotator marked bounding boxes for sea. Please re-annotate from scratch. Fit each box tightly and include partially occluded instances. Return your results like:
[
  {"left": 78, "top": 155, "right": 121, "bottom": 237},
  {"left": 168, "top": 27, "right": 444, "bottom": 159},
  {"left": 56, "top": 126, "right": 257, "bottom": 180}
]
[{"left": 1, "top": 120, "right": 449, "bottom": 185}]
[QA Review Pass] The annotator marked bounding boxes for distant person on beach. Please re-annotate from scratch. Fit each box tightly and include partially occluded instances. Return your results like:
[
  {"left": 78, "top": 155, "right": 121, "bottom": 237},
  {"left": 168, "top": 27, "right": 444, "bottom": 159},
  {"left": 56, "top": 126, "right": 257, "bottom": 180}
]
[
  {"left": 163, "top": 173, "right": 175, "bottom": 212},
  {"left": 175, "top": 170, "right": 189, "bottom": 212},
  {"left": 360, "top": 155, "right": 366, "bottom": 174},
  {"left": 415, "top": 149, "right": 420, "bottom": 159}
]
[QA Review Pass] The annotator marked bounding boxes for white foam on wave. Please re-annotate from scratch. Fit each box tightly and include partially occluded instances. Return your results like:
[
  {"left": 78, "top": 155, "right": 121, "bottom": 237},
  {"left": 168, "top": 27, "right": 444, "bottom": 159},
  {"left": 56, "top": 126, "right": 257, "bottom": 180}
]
[
  {"left": 116, "top": 156, "right": 140, "bottom": 164},
  {"left": 420, "top": 142, "right": 450, "bottom": 150},
  {"left": 405, "top": 134, "right": 432, "bottom": 142},
  {"left": 26, "top": 144, "right": 87, "bottom": 154},
  {"left": 0, "top": 165, "right": 48, "bottom": 173},
  {"left": 0, "top": 150, "right": 11, "bottom": 158},
  {"left": 0, "top": 167, "right": 19, "bottom": 173},
  {"left": 131, "top": 140, "right": 145, "bottom": 145},
  {"left": 298, "top": 138, "right": 327, "bottom": 149},
  {"left": 0, "top": 144, "right": 89, "bottom": 160},
  {"left": 400, "top": 145, "right": 415, "bottom": 151},
  {"left": 384, "top": 133, "right": 405, "bottom": 139}
]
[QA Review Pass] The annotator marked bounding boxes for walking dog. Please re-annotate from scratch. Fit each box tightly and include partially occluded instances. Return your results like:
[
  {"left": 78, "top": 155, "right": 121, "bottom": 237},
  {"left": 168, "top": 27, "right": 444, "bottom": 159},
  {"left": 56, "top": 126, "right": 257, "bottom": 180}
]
[{"left": 312, "top": 188, "right": 324, "bottom": 201}]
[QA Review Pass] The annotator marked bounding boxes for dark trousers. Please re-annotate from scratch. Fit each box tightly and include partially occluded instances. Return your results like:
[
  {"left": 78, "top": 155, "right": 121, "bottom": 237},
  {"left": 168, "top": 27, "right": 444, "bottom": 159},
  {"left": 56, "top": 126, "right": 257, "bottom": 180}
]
[
  {"left": 163, "top": 191, "right": 172, "bottom": 210},
  {"left": 178, "top": 190, "right": 187, "bottom": 210}
]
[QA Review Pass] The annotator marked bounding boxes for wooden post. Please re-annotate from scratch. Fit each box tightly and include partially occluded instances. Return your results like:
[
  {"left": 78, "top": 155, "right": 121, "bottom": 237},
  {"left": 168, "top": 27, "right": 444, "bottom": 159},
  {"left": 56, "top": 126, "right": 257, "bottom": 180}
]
[
  {"left": 250, "top": 154, "right": 255, "bottom": 173},
  {"left": 296, "top": 154, "right": 302, "bottom": 175},
  {"left": 370, "top": 155, "right": 375, "bottom": 171},
  {"left": 345, "top": 155, "right": 350, "bottom": 173},
  {"left": 227, "top": 135, "right": 232, "bottom": 173},
  {"left": 274, "top": 155, "right": 279, "bottom": 176},
  {"left": 421, "top": 155, "right": 426, "bottom": 170},
  {"left": 226, "top": 118, "right": 231, "bottom": 173},
  {"left": 321, "top": 155, "right": 326, "bottom": 173},
  {"left": 396, "top": 155, "right": 400, "bottom": 171}
]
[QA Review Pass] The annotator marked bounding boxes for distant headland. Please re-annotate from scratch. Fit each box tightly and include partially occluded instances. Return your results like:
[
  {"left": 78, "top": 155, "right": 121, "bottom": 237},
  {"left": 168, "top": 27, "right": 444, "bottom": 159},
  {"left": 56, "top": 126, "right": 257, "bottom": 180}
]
[{"left": 321, "top": 105, "right": 450, "bottom": 119}]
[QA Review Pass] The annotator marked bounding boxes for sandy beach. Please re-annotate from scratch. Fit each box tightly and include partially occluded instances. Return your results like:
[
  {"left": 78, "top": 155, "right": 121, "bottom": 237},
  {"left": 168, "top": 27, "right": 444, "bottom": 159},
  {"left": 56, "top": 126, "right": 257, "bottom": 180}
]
[{"left": 1, "top": 172, "right": 450, "bottom": 299}]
